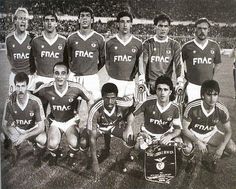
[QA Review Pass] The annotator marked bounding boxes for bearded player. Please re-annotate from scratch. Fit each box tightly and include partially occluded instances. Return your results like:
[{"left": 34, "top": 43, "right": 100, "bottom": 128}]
[
  {"left": 2, "top": 72, "right": 46, "bottom": 167},
  {"left": 35, "top": 62, "right": 93, "bottom": 167},
  {"left": 182, "top": 18, "right": 222, "bottom": 102}
]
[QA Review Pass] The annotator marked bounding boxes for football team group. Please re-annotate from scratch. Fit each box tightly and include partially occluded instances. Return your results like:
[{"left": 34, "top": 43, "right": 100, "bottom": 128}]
[{"left": 1, "top": 5, "right": 236, "bottom": 182}]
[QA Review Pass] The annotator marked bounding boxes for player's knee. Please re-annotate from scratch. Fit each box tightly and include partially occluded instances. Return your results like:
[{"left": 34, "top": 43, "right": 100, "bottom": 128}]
[
  {"left": 80, "top": 137, "right": 88, "bottom": 149},
  {"left": 67, "top": 136, "right": 78, "bottom": 149},
  {"left": 48, "top": 137, "right": 60, "bottom": 150},
  {"left": 35, "top": 132, "right": 47, "bottom": 146}
]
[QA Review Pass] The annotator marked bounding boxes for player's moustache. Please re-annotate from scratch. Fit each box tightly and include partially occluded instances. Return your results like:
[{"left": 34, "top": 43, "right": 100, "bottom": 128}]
[{"left": 19, "top": 92, "right": 24, "bottom": 95}]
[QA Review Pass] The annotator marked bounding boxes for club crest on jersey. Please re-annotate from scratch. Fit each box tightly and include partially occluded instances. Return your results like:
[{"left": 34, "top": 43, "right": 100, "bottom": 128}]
[
  {"left": 68, "top": 98, "right": 73, "bottom": 102},
  {"left": 167, "top": 116, "right": 172, "bottom": 121},
  {"left": 51, "top": 96, "right": 55, "bottom": 100},
  {"left": 14, "top": 111, "right": 17, "bottom": 114},
  {"left": 12, "top": 44, "right": 15, "bottom": 48},
  {"left": 193, "top": 50, "right": 196, "bottom": 54},
  {"left": 58, "top": 45, "right": 63, "bottom": 50},
  {"left": 27, "top": 45, "right": 31, "bottom": 49},
  {"left": 75, "top": 42, "right": 78, "bottom": 45},
  {"left": 114, "top": 46, "right": 118, "bottom": 50},
  {"left": 153, "top": 48, "right": 156, "bottom": 51},
  {"left": 155, "top": 157, "right": 166, "bottom": 170},
  {"left": 132, "top": 48, "right": 136, "bottom": 53},
  {"left": 166, "top": 49, "right": 171, "bottom": 54},
  {"left": 91, "top": 43, "right": 96, "bottom": 47},
  {"left": 153, "top": 111, "right": 156, "bottom": 114},
  {"left": 213, "top": 119, "right": 219, "bottom": 124},
  {"left": 29, "top": 111, "right": 34, "bottom": 117},
  {"left": 210, "top": 49, "right": 215, "bottom": 54},
  {"left": 41, "top": 45, "right": 44, "bottom": 48}
]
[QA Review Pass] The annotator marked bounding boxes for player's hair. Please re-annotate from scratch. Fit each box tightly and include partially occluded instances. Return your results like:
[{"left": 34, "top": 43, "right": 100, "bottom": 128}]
[
  {"left": 155, "top": 75, "right": 175, "bottom": 100},
  {"left": 53, "top": 62, "right": 69, "bottom": 73},
  {"left": 13, "top": 7, "right": 29, "bottom": 20},
  {"left": 101, "top": 83, "right": 118, "bottom": 97},
  {"left": 78, "top": 6, "right": 94, "bottom": 19},
  {"left": 154, "top": 13, "right": 171, "bottom": 26},
  {"left": 195, "top": 17, "right": 211, "bottom": 27},
  {"left": 14, "top": 72, "right": 29, "bottom": 85},
  {"left": 116, "top": 11, "right": 133, "bottom": 23},
  {"left": 200, "top": 80, "right": 220, "bottom": 97},
  {"left": 43, "top": 11, "right": 58, "bottom": 22}
]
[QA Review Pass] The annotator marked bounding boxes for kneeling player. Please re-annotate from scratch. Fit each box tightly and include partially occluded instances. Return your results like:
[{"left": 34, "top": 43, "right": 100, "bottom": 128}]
[
  {"left": 35, "top": 62, "right": 94, "bottom": 167},
  {"left": 2, "top": 72, "right": 46, "bottom": 167},
  {"left": 130, "top": 75, "right": 182, "bottom": 150},
  {"left": 182, "top": 80, "right": 236, "bottom": 172},
  {"left": 88, "top": 83, "right": 135, "bottom": 178}
]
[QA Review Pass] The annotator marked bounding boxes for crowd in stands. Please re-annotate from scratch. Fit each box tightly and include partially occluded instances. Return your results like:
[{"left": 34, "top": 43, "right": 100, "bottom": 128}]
[{"left": 1, "top": 0, "right": 236, "bottom": 48}]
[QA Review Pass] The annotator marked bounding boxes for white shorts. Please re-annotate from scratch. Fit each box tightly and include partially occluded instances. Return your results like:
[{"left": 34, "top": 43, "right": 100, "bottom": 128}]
[
  {"left": 50, "top": 115, "right": 80, "bottom": 133},
  {"left": 31, "top": 75, "right": 54, "bottom": 91},
  {"left": 68, "top": 72, "right": 101, "bottom": 100},
  {"left": 108, "top": 77, "right": 135, "bottom": 97},
  {"left": 8, "top": 125, "right": 38, "bottom": 143},
  {"left": 9, "top": 72, "right": 34, "bottom": 95},
  {"left": 186, "top": 82, "right": 201, "bottom": 102},
  {"left": 190, "top": 127, "right": 224, "bottom": 143}
]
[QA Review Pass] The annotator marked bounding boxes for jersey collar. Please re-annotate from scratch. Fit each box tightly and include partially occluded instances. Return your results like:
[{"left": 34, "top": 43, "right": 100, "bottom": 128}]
[
  {"left": 14, "top": 31, "right": 28, "bottom": 45},
  {"left": 201, "top": 100, "right": 215, "bottom": 117},
  {"left": 16, "top": 92, "right": 29, "bottom": 111},
  {"left": 193, "top": 39, "right": 209, "bottom": 50},
  {"left": 156, "top": 100, "right": 171, "bottom": 113},
  {"left": 103, "top": 106, "right": 116, "bottom": 117},
  {"left": 77, "top": 30, "right": 95, "bottom": 41},
  {"left": 54, "top": 81, "right": 69, "bottom": 97},
  {"left": 42, "top": 31, "right": 59, "bottom": 46},
  {"left": 116, "top": 34, "right": 133, "bottom": 46},
  {"left": 153, "top": 35, "right": 169, "bottom": 43}
]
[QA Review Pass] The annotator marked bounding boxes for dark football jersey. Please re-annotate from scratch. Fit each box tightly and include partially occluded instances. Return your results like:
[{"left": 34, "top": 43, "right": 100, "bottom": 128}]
[
  {"left": 143, "top": 36, "right": 182, "bottom": 83},
  {"left": 106, "top": 35, "right": 143, "bottom": 81},
  {"left": 87, "top": 97, "right": 134, "bottom": 131},
  {"left": 6, "top": 31, "right": 33, "bottom": 75},
  {"left": 184, "top": 99, "right": 229, "bottom": 134},
  {"left": 30, "top": 32, "right": 67, "bottom": 77},
  {"left": 182, "top": 39, "right": 221, "bottom": 85},
  {"left": 36, "top": 81, "right": 91, "bottom": 122},
  {"left": 67, "top": 31, "right": 105, "bottom": 75},
  {"left": 134, "top": 99, "right": 181, "bottom": 134},
  {"left": 4, "top": 92, "right": 45, "bottom": 130}
]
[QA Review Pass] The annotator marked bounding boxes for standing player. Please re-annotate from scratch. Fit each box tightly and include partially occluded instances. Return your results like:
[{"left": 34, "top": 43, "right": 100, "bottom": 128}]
[
  {"left": 35, "top": 62, "right": 93, "bottom": 167},
  {"left": 30, "top": 11, "right": 67, "bottom": 90},
  {"left": 6, "top": 7, "right": 34, "bottom": 94},
  {"left": 129, "top": 75, "right": 182, "bottom": 150},
  {"left": 230, "top": 47, "right": 236, "bottom": 99},
  {"left": 182, "top": 18, "right": 222, "bottom": 102},
  {"left": 2, "top": 72, "right": 46, "bottom": 167},
  {"left": 88, "top": 83, "right": 135, "bottom": 178},
  {"left": 142, "top": 14, "right": 184, "bottom": 94},
  {"left": 67, "top": 6, "right": 105, "bottom": 100},
  {"left": 105, "top": 11, "right": 143, "bottom": 98},
  {"left": 182, "top": 80, "right": 236, "bottom": 171}
]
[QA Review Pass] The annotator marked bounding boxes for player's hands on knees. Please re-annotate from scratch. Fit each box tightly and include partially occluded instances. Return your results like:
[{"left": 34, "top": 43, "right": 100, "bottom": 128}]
[
  {"left": 196, "top": 140, "right": 208, "bottom": 153},
  {"left": 14, "top": 133, "right": 27, "bottom": 146},
  {"left": 160, "top": 134, "right": 172, "bottom": 145}
]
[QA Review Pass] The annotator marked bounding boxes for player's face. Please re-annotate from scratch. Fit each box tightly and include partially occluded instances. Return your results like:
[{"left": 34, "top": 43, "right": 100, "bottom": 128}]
[
  {"left": 195, "top": 22, "right": 209, "bottom": 41},
  {"left": 155, "top": 20, "right": 170, "bottom": 40},
  {"left": 119, "top": 16, "right": 132, "bottom": 34},
  {"left": 43, "top": 15, "right": 57, "bottom": 33},
  {"left": 53, "top": 65, "right": 68, "bottom": 87},
  {"left": 156, "top": 84, "right": 172, "bottom": 103},
  {"left": 79, "top": 12, "right": 93, "bottom": 29},
  {"left": 15, "top": 81, "right": 28, "bottom": 99},
  {"left": 15, "top": 11, "right": 28, "bottom": 33},
  {"left": 202, "top": 90, "right": 219, "bottom": 108},
  {"left": 103, "top": 92, "right": 117, "bottom": 110}
]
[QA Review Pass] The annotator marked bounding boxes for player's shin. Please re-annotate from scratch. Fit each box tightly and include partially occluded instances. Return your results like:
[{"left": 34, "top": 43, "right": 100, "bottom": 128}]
[{"left": 33, "top": 143, "right": 46, "bottom": 168}]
